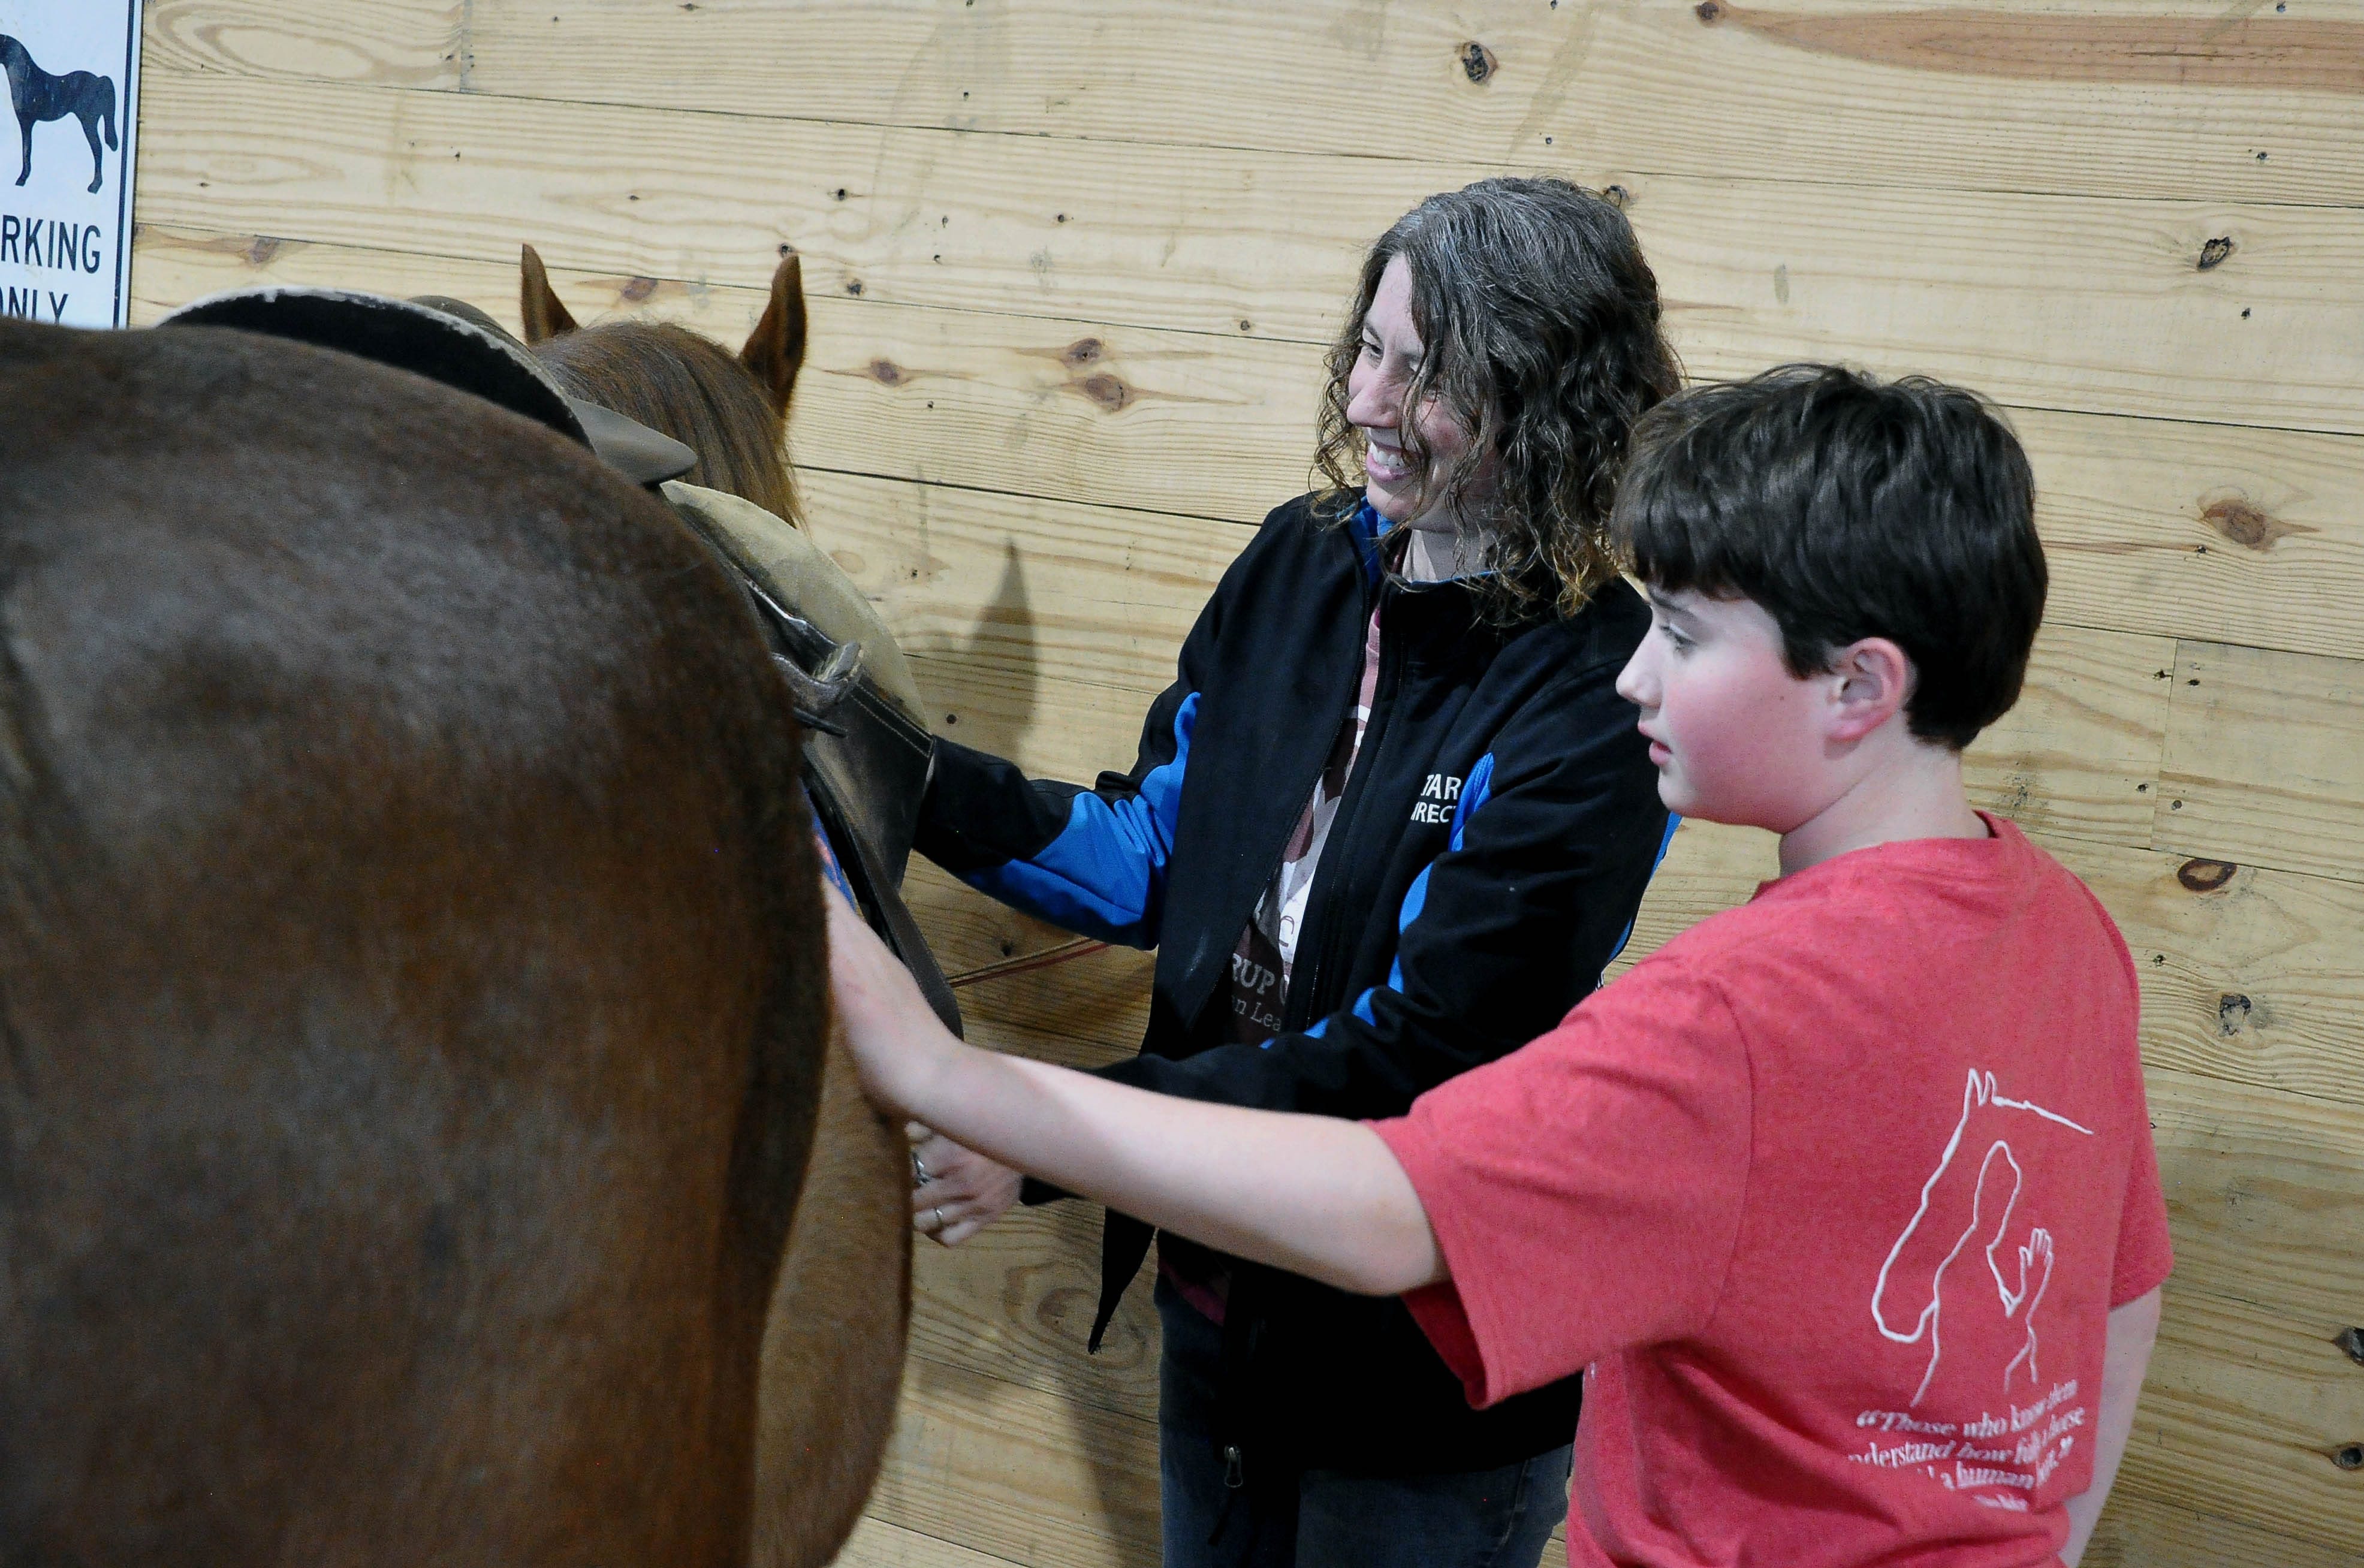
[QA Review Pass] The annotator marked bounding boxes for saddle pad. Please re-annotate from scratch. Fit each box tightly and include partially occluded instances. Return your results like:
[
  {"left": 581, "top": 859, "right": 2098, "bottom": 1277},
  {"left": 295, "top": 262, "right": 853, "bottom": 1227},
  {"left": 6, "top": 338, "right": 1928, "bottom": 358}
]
[
  {"left": 665, "top": 484, "right": 962, "bottom": 1033},
  {"left": 662, "top": 483, "right": 928, "bottom": 731}
]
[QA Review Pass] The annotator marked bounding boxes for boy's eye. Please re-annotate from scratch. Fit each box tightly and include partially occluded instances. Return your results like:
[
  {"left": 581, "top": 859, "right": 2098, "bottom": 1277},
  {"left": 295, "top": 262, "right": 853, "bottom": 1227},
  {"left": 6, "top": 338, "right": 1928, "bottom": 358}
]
[{"left": 1659, "top": 623, "right": 1693, "bottom": 652}]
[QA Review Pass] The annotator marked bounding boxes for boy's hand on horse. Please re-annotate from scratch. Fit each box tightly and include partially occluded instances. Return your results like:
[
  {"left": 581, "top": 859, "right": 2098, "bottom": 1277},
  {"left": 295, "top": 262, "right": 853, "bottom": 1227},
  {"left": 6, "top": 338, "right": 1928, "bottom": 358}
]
[
  {"left": 907, "top": 1123, "right": 1023, "bottom": 1247},
  {"left": 824, "top": 895, "right": 1445, "bottom": 1296},
  {"left": 827, "top": 894, "right": 961, "bottom": 1121}
]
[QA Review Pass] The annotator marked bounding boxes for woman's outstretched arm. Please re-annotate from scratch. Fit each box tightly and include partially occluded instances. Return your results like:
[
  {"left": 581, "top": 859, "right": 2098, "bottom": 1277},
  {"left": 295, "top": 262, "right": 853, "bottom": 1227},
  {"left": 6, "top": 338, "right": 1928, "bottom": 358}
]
[{"left": 827, "top": 896, "right": 1445, "bottom": 1296}]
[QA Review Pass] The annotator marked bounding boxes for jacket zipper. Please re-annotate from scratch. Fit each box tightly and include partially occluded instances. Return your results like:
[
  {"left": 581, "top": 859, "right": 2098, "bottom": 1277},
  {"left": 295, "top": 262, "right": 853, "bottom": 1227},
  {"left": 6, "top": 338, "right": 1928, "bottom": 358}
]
[{"left": 1282, "top": 583, "right": 1403, "bottom": 1032}]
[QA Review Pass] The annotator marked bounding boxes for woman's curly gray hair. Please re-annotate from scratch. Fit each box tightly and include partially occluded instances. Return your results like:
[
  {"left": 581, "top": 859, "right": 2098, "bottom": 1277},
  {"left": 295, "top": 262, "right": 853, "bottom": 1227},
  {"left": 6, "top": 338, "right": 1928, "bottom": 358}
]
[{"left": 1313, "top": 177, "right": 1682, "bottom": 623}]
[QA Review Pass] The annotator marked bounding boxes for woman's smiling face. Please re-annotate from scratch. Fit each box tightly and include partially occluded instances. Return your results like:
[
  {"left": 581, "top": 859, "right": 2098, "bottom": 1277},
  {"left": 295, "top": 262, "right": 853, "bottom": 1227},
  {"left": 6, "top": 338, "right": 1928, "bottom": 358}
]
[{"left": 1344, "top": 255, "right": 1482, "bottom": 531}]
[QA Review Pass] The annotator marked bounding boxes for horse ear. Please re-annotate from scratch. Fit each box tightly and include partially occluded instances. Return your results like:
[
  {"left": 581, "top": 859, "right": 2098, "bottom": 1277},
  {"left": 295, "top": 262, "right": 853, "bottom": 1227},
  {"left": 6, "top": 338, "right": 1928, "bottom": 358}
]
[
  {"left": 741, "top": 252, "right": 807, "bottom": 417},
  {"left": 519, "top": 244, "right": 579, "bottom": 345}
]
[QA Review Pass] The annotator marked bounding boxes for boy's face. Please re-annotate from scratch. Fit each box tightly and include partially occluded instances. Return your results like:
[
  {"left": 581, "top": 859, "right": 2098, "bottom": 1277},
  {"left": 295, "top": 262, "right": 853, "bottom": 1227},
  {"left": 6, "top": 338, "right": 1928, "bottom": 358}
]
[{"left": 1617, "top": 587, "right": 1831, "bottom": 830}]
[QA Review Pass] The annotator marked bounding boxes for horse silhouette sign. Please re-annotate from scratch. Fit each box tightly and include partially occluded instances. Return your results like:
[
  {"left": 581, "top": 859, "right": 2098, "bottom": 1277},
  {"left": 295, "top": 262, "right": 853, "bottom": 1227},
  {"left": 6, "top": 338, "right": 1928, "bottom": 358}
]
[{"left": 1, "top": 4, "right": 140, "bottom": 327}]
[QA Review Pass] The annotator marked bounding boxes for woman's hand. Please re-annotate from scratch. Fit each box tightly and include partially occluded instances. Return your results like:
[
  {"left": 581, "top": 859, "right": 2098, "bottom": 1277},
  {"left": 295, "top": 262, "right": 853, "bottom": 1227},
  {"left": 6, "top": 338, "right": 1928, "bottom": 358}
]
[
  {"left": 908, "top": 1124, "right": 1024, "bottom": 1246},
  {"left": 825, "top": 892, "right": 960, "bottom": 1121}
]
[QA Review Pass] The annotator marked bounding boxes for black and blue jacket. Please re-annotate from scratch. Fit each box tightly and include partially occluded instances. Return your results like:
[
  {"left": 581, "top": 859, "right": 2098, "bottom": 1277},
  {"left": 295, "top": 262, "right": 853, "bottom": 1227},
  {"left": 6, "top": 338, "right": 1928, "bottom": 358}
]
[{"left": 915, "top": 491, "right": 1672, "bottom": 1475}]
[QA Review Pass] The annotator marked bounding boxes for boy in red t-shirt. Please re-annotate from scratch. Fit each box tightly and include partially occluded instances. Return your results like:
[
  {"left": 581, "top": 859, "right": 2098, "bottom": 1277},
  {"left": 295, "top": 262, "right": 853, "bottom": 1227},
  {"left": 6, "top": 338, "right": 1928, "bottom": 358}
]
[{"left": 828, "top": 364, "right": 2170, "bottom": 1567}]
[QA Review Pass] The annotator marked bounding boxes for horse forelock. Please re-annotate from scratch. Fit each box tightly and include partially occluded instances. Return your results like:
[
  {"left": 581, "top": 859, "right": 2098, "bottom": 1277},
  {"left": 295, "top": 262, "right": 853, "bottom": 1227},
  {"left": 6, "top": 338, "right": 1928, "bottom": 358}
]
[
  {"left": 531, "top": 319, "right": 800, "bottom": 527},
  {"left": 0, "top": 318, "right": 821, "bottom": 1563}
]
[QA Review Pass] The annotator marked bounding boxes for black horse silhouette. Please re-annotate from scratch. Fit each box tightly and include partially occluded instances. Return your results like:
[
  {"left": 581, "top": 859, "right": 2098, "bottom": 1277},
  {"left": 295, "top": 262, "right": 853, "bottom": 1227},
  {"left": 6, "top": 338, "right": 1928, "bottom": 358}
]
[{"left": 2, "top": 36, "right": 117, "bottom": 195}]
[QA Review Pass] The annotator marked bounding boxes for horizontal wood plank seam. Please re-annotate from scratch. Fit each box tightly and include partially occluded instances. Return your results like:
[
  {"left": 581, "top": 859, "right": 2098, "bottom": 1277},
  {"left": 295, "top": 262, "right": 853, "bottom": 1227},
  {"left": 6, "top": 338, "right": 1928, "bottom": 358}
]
[
  {"left": 789, "top": 462, "right": 1273, "bottom": 532},
  {"left": 2137, "top": 1513, "right": 2354, "bottom": 1568},
  {"left": 131, "top": 216, "right": 2364, "bottom": 445},
  {"left": 851, "top": 1514, "right": 1037, "bottom": 1568},
  {"left": 125, "top": 221, "right": 1315, "bottom": 351},
  {"left": 129, "top": 214, "right": 2364, "bottom": 444},
  {"left": 2154, "top": 1268, "right": 2364, "bottom": 1327},
  {"left": 896, "top": 1342, "right": 1161, "bottom": 1440},
  {"left": 135, "top": 54, "right": 2364, "bottom": 215}
]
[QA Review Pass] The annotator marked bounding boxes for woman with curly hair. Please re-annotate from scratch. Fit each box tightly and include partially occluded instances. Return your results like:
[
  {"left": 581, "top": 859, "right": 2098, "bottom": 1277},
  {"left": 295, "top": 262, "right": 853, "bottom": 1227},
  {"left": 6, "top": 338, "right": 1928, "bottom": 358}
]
[{"left": 909, "top": 177, "right": 1681, "bottom": 1568}]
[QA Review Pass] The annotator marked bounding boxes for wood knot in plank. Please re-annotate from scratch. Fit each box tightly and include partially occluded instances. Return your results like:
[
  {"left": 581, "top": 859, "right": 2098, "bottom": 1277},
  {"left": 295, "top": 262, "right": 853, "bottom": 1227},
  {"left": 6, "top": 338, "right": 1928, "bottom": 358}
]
[
  {"left": 2216, "top": 993, "right": 2253, "bottom": 1036},
  {"left": 620, "top": 275, "right": 658, "bottom": 303},
  {"left": 2335, "top": 1444, "right": 2364, "bottom": 1471},
  {"left": 1063, "top": 337, "right": 1103, "bottom": 367},
  {"left": 867, "top": 358, "right": 904, "bottom": 385},
  {"left": 2200, "top": 496, "right": 2314, "bottom": 551},
  {"left": 1603, "top": 183, "right": 1631, "bottom": 209},
  {"left": 245, "top": 235, "right": 284, "bottom": 267},
  {"left": 2335, "top": 1326, "right": 2364, "bottom": 1366},
  {"left": 1080, "top": 373, "right": 1131, "bottom": 412},
  {"left": 1696, "top": 1, "right": 1724, "bottom": 21},
  {"left": 1033, "top": 1282, "right": 1095, "bottom": 1333},
  {"left": 2175, "top": 858, "right": 2238, "bottom": 893},
  {"left": 1461, "top": 40, "right": 1498, "bottom": 82},
  {"left": 2197, "top": 235, "right": 2235, "bottom": 270}
]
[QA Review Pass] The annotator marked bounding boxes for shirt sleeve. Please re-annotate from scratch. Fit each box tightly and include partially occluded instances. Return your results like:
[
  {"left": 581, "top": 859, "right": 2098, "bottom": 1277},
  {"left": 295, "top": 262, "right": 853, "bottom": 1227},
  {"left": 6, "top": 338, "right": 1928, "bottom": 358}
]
[
  {"left": 2110, "top": 1082, "right": 2174, "bottom": 1306},
  {"left": 1368, "top": 952, "right": 1754, "bottom": 1410},
  {"left": 912, "top": 565, "right": 1228, "bottom": 950},
  {"left": 913, "top": 688, "right": 1196, "bottom": 949}
]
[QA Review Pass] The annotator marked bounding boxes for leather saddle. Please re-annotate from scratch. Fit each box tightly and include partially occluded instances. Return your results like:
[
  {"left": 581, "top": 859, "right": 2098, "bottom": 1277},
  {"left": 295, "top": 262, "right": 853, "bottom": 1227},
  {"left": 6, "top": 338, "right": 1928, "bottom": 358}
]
[{"left": 157, "top": 285, "right": 962, "bottom": 1036}]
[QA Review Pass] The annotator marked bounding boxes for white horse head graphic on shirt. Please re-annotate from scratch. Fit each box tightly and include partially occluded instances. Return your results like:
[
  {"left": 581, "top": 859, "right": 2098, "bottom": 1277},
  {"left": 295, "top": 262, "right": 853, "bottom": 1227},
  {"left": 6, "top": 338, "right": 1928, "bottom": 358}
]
[{"left": 1871, "top": 1069, "right": 2094, "bottom": 1406}]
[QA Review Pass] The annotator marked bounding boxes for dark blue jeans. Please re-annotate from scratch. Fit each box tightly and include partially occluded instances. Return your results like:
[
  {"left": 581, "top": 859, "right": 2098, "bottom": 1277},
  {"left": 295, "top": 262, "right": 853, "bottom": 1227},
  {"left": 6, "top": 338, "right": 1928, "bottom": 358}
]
[{"left": 1155, "top": 1278, "right": 1572, "bottom": 1568}]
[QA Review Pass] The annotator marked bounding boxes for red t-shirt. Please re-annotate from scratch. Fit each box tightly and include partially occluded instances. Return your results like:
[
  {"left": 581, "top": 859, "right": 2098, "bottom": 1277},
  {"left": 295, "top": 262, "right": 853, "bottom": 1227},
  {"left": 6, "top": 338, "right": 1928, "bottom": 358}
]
[{"left": 1371, "top": 816, "right": 2172, "bottom": 1567}]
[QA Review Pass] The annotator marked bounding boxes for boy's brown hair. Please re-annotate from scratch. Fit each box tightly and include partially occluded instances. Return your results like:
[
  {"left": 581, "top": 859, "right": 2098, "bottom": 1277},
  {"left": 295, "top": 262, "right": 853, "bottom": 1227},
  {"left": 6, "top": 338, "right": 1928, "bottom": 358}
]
[{"left": 1615, "top": 363, "right": 2045, "bottom": 750}]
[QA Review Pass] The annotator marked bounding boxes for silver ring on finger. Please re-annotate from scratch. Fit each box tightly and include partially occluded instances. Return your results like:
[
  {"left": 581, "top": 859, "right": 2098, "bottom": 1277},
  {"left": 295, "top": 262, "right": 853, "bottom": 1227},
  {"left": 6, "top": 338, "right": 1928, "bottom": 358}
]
[
  {"left": 930, "top": 1205, "right": 947, "bottom": 1231},
  {"left": 912, "top": 1150, "right": 930, "bottom": 1188}
]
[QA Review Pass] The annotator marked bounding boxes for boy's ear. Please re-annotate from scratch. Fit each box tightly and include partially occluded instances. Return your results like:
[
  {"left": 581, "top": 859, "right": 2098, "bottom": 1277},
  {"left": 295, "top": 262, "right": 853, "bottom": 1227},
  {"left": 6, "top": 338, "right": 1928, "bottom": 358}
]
[
  {"left": 519, "top": 244, "right": 579, "bottom": 344},
  {"left": 741, "top": 251, "right": 807, "bottom": 418},
  {"left": 1825, "top": 637, "right": 1914, "bottom": 744}
]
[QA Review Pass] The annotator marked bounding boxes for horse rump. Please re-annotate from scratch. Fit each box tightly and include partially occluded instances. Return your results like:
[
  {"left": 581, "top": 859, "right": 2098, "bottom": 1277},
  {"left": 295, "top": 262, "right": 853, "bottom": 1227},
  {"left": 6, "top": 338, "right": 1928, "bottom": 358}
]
[{"left": 0, "top": 317, "right": 837, "bottom": 1564}]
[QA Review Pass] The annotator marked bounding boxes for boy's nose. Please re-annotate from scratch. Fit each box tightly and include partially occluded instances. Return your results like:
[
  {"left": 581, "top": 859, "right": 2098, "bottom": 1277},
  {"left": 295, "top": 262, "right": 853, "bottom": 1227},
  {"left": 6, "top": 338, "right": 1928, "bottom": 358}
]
[{"left": 1615, "top": 647, "right": 1653, "bottom": 707}]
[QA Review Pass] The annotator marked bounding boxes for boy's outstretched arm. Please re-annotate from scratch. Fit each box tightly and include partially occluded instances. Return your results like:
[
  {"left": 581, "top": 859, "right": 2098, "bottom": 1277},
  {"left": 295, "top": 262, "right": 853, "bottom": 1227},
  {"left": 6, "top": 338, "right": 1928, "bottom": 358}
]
[
  {"left": 827, "top": 897, "right": 1446, "bottom": 1296},
  {"left": 2060, "top": 1286, "right": 2163, "bottom": 1565}
]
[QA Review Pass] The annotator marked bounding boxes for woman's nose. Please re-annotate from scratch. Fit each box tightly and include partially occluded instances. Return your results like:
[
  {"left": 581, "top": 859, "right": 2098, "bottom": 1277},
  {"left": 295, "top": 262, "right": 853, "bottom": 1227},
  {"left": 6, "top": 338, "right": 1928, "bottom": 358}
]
[{"left": 1346, "top": 371, "right": 1394, "bottom": 431}]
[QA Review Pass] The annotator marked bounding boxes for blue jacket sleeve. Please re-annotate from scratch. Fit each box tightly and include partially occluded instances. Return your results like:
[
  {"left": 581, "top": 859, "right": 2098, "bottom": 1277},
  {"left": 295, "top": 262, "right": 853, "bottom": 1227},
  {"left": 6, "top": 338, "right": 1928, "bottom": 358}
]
[
  {"left": 1095, "top": 659, "right": 1672, "bottom": 1115},
  {"left": 912, "top": 596, "right": 1221, "bottom": 950}
]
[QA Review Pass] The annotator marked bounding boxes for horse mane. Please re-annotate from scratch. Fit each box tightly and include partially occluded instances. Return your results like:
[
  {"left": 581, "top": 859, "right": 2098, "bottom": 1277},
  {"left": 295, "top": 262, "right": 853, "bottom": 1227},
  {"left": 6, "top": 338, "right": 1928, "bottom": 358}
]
[
  {"left": 0, "top": 316, "right": 822, "bottom": 1562},
  {"left": 532, "top": 319, "right": 801, "bottom": 525}
]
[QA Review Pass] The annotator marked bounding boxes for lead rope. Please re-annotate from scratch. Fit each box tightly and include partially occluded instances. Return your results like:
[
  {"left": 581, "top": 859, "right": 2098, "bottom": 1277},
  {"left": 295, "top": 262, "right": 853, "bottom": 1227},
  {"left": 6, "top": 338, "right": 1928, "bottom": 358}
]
[{"left": 945, "top": 936, "right": 1109, "bottom": 989}]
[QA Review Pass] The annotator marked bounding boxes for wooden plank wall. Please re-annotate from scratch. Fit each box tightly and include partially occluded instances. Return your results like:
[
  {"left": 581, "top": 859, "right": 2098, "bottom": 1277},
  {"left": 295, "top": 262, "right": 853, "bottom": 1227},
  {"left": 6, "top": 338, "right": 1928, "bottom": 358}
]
[{"left": 123, "top": 2, "right": 2364, "bottom": 1560}]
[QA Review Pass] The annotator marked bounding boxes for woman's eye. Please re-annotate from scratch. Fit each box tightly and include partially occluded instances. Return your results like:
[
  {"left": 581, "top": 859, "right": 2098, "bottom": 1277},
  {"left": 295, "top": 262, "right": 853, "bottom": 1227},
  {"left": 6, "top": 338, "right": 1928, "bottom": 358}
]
[{"left": 1359, "top": 339, "right": 1380, "bottom": 360}]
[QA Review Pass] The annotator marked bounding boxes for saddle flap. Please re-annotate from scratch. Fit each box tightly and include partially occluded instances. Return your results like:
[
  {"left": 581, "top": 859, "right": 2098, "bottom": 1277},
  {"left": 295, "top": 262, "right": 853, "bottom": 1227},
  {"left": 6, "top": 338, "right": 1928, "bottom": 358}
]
[{"left": 663, "top": 483, "right": 935, "bottom": 891}]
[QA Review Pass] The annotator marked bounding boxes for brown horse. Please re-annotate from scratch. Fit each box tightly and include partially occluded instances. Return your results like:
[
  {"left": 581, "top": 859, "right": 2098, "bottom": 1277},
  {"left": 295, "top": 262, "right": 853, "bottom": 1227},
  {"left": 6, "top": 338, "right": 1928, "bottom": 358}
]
[
  {"left": 521, "top": 243, "right": 805, "bottom": 527},
  {"left": 513, "top": 242, "right": 914, "bottom": 1568},
  {"left": 0, "top": 315, "right": 887, "bottom": 1564}
]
